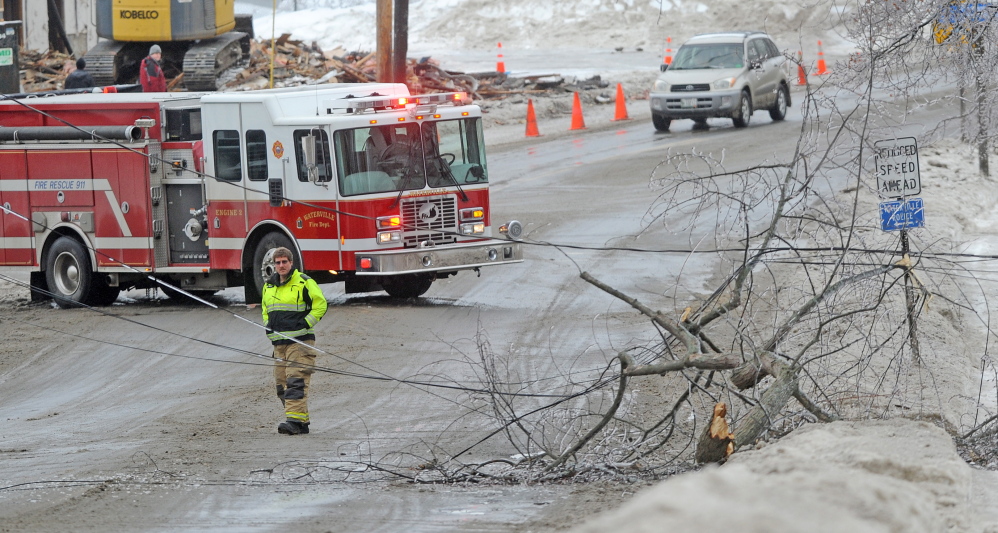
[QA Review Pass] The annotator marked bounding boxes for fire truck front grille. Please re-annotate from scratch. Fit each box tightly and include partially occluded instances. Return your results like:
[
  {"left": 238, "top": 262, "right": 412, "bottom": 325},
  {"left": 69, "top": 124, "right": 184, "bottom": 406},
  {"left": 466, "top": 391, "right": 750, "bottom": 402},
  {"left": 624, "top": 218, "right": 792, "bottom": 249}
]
[{"left": 401, "top": 195, "right": 457, "bottom": 247}]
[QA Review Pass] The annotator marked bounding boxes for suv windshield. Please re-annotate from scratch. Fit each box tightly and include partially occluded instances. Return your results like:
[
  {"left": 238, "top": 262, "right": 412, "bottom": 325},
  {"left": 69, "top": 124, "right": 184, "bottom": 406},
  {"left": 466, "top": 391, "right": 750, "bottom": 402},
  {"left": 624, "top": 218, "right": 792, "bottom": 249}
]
[
  {"left": 670, "top": 43, "right": 744, "bottom": 70},
  {"left": 334, "top": 117, "right": 488, "bottom": 196}
]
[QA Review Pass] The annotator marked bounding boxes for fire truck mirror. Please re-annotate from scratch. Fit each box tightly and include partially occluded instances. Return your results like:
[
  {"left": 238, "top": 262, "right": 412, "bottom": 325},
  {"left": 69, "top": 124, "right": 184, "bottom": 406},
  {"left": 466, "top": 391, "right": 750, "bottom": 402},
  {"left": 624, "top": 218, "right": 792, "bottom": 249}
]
[{"left": 302, "top": 134, "right": 319, "bottom": 183}]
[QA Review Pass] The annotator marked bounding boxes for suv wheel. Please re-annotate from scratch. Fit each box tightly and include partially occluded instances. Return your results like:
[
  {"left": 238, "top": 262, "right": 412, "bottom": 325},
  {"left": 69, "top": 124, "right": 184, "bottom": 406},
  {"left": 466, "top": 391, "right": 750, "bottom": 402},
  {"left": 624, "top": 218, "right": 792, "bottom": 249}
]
[
  {"left": 732, "top": 91, "right": 752, "bottom": 128},
  {"left": 652, "top": 114, "right": 671, "bottom": 132},
  {"left": 769, "top": 84, "right": 788, "bottom": 121}
]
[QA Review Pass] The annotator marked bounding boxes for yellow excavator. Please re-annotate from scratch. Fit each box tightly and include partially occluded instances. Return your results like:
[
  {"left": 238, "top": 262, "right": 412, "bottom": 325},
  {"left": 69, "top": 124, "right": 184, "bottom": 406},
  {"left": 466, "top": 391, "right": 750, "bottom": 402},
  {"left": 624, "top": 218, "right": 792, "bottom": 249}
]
[{"left": 84, "top": 0, "right": 252, "bottom": 91}]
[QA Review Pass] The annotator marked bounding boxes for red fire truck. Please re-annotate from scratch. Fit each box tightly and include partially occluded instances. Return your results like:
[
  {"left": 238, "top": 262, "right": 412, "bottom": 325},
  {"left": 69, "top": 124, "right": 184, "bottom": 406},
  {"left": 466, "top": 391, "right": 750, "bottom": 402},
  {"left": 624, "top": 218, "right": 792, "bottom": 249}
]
[{"left": 0, "top": 84, "right": 523, "bottom": 307}]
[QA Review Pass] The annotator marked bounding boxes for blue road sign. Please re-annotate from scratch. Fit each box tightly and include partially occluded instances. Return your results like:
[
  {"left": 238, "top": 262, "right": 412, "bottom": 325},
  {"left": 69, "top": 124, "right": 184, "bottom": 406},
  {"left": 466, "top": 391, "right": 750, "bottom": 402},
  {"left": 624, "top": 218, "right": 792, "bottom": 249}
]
[{"left": 880, "top": 198, "right": 925, "bottom": 231}]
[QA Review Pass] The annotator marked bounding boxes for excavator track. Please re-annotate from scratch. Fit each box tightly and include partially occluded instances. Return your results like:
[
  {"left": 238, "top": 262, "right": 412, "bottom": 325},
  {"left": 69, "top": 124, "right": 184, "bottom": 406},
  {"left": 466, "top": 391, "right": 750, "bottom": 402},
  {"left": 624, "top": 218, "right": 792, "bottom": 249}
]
[
  {"left": 83, "top": 40, "right": 137, "bottom": 87},
  {"left": 182, "top": 32, "right": 248, "bottom": 92}
]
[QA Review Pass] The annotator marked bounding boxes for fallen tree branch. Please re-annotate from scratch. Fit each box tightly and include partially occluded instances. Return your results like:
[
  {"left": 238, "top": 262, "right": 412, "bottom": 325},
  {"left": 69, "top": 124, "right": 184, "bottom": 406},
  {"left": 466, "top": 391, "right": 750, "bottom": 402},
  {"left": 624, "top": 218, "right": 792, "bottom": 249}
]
[
  {"left": 581, "top": 271, "right": 699, "bottom": 354},
  {"left": 544, "top": 353, "right": 633, "bottom": 472}
]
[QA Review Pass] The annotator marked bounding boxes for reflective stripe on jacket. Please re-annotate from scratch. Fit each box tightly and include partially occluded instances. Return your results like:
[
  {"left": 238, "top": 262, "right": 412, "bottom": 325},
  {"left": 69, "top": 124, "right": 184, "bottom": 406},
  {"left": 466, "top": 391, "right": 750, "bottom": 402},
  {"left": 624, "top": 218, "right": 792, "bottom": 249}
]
[{"left": 261, "top": 269, "right": 328, "bottom": 345}]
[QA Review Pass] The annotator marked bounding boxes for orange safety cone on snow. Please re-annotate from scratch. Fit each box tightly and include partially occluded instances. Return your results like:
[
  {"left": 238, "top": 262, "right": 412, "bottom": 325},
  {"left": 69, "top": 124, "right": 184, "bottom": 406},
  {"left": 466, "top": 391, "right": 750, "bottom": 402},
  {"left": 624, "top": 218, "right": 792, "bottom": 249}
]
[
  {"left": 525, "top": 98, "right": 541, "bottom": 137},
  {"left": 496, "top": 42, "right": 506, "bottom": 74},
  {"left": 569, "top": 92, "right": 586, "bottom": 130},
  {"left": 816, "top": 40, "right": 829, "bottom": 75},
  {"left": 663, "top": 36, "right": 674, "bottom": 66},
  {"left": 612, "top": 83, "right": 629, "bottom": 121}
]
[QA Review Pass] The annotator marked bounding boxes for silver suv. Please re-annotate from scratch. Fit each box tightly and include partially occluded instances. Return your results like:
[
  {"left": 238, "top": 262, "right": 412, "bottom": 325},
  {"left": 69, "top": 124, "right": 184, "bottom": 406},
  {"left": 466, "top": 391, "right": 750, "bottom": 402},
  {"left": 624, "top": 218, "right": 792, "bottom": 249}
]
[{"left": 649, "top": 31, "right": 790, "bottom": 131}]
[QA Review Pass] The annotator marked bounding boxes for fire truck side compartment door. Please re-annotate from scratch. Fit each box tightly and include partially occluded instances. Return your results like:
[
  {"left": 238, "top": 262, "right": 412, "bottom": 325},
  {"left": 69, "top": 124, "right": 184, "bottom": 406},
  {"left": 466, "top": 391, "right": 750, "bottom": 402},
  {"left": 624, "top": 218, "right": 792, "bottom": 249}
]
[
  {"left": 92, "top": 148, "right": 154, "bottom": 268},
  {"left": 0, "top": 151, "right": 33, "bottom": 265},
  {"left": 26, "top": 151, "right": 96, "bottom": 207}
]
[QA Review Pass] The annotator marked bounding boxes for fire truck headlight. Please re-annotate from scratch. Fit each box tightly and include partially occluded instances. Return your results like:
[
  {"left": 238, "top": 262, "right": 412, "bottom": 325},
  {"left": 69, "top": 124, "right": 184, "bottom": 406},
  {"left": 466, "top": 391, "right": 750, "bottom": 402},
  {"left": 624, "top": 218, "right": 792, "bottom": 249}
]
[
  {"left": 459, "top": 207, "right": 485, "bottom": 221},
  {"left": 460, "top": 223, "right": 485, "bottom": 235},
  {"left": 377, "top": 231, "right": 402, "bottom": 244}
]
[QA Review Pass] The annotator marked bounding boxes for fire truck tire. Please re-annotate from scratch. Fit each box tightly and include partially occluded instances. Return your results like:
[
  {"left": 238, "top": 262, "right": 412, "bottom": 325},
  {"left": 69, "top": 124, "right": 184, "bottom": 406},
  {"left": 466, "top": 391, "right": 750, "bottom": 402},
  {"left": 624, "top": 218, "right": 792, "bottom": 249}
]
[
  {"left": 248, "top": 232, "right": 300, "bottom": 301},
  {"left": 89, "top": 278, "right": 120, "bottom": 306},
  {"left": 45, "top": 236, "right": 96, "bottom": 308},
  {"left": 380, "top": 274, "right": 434, "bottom": 298}
]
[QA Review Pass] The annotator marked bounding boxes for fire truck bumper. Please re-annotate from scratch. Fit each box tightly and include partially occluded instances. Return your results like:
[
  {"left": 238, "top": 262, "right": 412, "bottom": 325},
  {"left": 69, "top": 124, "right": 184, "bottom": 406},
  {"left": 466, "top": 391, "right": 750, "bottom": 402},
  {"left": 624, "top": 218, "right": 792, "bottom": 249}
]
[{"left": 355, "top": 240, "right": 523, "bottom": 276}]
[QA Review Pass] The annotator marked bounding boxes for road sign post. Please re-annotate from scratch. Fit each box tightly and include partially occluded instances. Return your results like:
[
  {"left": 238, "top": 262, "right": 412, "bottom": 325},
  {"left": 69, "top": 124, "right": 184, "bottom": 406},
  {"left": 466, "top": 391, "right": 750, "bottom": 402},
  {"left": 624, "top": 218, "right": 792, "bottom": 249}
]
[{"left": 874, "top": 136, "right": 923, "bottom": 363}]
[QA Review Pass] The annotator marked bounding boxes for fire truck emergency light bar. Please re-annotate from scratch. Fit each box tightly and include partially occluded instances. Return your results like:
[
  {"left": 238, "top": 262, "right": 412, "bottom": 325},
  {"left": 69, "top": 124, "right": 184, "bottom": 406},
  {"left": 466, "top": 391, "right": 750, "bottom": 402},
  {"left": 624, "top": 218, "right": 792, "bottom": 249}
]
[{"left": 326, "top": 92, "right": 469, "bottom": 114}]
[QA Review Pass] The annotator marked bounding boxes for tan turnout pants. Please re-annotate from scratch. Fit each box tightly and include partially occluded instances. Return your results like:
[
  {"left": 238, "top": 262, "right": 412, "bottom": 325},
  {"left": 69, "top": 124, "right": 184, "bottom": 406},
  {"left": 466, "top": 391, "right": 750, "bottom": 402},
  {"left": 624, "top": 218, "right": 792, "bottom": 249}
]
[{"left": 273, "top": 339, "right": 317, "bottom": 423}]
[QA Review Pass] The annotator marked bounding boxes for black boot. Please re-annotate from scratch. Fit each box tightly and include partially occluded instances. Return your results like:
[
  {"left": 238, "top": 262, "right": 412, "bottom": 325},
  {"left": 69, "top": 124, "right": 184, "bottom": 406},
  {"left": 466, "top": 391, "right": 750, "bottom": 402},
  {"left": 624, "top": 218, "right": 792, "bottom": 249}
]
[{"left": 278, "top": 419, "right": 309, "bottom": 435}]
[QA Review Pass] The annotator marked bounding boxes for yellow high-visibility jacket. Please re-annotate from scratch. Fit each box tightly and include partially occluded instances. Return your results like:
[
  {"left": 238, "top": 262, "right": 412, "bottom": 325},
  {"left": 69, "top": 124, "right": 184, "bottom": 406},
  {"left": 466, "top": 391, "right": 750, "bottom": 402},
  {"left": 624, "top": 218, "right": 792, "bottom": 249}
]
[{"left": 261, "top": 269, "right": 327, "bottom": 345}]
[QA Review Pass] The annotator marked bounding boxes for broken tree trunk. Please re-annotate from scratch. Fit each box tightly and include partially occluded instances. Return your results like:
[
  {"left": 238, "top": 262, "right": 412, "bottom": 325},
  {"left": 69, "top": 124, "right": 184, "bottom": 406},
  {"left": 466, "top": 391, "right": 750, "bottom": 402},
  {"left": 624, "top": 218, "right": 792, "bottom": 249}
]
[
  {"left": 695, "top": 402, "right": 735, "bottom": 463},
  {"left": 696, "top": 369, "right": 798, "bottom": 463}
]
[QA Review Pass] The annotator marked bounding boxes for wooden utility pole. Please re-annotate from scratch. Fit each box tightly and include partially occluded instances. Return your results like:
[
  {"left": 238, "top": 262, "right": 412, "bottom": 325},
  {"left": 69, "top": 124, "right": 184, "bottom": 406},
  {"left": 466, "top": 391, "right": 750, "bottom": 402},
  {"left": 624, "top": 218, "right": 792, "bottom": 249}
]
[
  {"left": 376, "top": 0, "right": 393, "bottom": 82},
  {"left": 393, "top": 0, "right": 409, "bottom": 85}
]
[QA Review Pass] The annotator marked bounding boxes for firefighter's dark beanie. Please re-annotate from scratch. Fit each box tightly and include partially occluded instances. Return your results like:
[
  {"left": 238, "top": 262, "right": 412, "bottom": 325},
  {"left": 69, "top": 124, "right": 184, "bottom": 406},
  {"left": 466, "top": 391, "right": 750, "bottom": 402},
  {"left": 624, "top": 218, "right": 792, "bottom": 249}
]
[
  {"left": 76, "top": 57, "right": 85, "bottom": 70},
  {"left": 150, "top": 44, "right": 162, "bottom": 55}
]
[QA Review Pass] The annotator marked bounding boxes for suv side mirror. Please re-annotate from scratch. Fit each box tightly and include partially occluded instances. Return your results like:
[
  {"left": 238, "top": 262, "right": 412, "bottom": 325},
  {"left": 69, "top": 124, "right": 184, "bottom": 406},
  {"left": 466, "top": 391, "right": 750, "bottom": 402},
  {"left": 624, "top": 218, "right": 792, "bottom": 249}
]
[
  {"left": 660, "top": 63, "right": 668, "bottom": 72},
  {"left": 750, "top": 60, "right": 763, "bottom": 70}
]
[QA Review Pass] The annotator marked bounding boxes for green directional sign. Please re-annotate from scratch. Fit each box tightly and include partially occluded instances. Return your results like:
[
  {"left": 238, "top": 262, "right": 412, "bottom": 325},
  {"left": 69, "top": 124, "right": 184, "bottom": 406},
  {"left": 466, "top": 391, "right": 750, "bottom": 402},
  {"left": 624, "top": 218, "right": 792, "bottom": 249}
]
[{"left": 0, "top": 48, "right": 12, "bottom": 67}]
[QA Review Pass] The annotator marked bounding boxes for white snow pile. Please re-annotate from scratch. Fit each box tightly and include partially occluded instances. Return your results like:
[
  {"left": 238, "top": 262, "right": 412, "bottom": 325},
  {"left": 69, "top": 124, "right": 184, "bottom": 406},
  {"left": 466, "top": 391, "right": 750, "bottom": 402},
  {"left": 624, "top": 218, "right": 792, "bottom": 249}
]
[
  {"left": 238, "top": 0, "right": 848, "bottom": 57},
  {"left": 573, "top": 420, "right": 982, "bottom": 533}
]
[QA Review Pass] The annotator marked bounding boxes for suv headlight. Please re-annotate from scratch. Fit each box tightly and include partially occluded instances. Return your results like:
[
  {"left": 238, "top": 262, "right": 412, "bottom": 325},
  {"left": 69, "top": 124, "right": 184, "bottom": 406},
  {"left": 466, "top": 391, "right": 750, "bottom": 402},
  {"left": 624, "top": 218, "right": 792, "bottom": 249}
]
[
  {"left": 712, "top": 77, "right": 736, "bottom": 90},
  {"left": 653, "top": 79, "right": 669, "bottom": 92}
]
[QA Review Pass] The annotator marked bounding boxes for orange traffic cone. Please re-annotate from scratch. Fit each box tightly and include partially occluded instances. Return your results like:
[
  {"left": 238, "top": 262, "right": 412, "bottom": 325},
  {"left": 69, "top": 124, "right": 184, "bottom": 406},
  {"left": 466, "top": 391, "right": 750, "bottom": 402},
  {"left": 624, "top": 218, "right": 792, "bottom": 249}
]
[
  {"left": 569, "top": 92, "right": 586, "bottom": 130},
  {"left": 816, "top": 40, "right": 829, "bottom": 75},
  {"left": 525, "top": 99, "right": 541, "bottom": 137},
  {"left": 496, "top": 42, "right": 506, "bottom": 74},
  {"left": 664, "top": 36, "right": 673, "bottom": 66},
  {"left": 612, "top": 83, "right": 629, "bottom": 121}
]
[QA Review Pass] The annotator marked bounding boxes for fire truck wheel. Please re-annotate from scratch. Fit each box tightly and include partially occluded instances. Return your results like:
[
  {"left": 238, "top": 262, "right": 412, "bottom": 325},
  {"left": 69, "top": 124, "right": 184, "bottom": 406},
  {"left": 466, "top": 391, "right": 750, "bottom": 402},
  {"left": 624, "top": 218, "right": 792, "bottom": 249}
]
[
  {"left": 45, "top": 236, "right": 96, "bottom": 308},
  {"left": 89, "top": 277, "right": 120, "bottom": 306},
  {"left": 249, "top": 232, "right": 300, "bottom": 300},
  {"left": 380, "top": 274, "right": 434, "bottom": 298}
]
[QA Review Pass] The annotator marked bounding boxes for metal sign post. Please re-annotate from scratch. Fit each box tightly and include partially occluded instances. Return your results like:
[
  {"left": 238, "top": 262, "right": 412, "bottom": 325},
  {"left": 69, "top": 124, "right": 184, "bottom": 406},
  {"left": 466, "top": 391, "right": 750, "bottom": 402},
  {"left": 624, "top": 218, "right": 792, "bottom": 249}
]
[{"left": 875, "top": 137, "right": 923, "bottom": 363}]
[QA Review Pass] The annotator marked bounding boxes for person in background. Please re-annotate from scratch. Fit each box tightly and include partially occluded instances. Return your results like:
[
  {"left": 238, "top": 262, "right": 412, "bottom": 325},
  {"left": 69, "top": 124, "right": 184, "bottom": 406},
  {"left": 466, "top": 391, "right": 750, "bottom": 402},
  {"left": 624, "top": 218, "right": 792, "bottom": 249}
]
[
  {"left": 64, "top": 57, "right": 95, "bottom": 89},
  {"left": 261, "top": 247, "right": 328, "bottom": 435},
  {"left": 140, "top": 44, "right": 167, "bottom": 92}
]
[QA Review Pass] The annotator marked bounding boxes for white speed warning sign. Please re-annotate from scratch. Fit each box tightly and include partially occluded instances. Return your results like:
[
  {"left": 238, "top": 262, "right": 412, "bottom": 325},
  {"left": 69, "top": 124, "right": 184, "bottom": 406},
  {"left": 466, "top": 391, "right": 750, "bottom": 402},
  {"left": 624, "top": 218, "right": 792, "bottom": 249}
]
[{"left": 874, "top": 137, "right": 920, "bottom": 198}]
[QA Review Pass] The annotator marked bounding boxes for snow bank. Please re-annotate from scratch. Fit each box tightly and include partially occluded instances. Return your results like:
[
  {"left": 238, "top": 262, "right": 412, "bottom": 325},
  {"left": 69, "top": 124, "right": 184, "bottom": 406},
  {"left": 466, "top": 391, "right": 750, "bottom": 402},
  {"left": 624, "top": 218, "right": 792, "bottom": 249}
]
[
  {"left": 238, "top": 0, "right": 848, "bottom": 56},
  {"left": 572, "top": 419, "right": 983, "bottom": 533}
]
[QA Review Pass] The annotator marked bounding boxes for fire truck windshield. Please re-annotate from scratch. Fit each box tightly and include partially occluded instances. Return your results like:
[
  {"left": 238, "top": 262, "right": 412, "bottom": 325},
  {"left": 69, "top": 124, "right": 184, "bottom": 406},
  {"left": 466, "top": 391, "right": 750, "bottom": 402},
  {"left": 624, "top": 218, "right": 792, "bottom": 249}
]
[{"left": 334, "top": 118, "right": 488, "bottom": 197}]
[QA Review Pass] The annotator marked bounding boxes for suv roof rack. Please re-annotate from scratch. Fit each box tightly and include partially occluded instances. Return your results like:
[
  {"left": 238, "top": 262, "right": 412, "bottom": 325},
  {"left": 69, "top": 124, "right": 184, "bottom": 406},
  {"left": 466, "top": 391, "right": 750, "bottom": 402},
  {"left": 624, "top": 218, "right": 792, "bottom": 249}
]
[{"left": 689, "top": 31, "right": 767, "bottom": 40}]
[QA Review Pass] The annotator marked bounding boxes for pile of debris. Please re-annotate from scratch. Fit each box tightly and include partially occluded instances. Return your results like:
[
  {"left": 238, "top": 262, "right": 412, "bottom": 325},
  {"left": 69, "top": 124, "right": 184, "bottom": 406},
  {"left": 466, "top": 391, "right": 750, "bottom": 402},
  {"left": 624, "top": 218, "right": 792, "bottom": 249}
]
[
  {"left": 222, "top": 35, "right": 600, "bottom": 100},
  {"left": 18, "top": 49, "right": 76, "bottom": 93},
  {"left": 16, "top": 37, "right": 615, "bottom": 101}
]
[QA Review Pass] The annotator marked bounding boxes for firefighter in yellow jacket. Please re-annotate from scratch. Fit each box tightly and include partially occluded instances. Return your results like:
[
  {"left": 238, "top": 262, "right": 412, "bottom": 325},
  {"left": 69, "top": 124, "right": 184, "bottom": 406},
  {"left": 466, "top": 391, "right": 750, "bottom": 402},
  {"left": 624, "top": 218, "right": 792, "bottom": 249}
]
[{"left": 261, "top": 247, "right": 328, "bottom": 435}]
